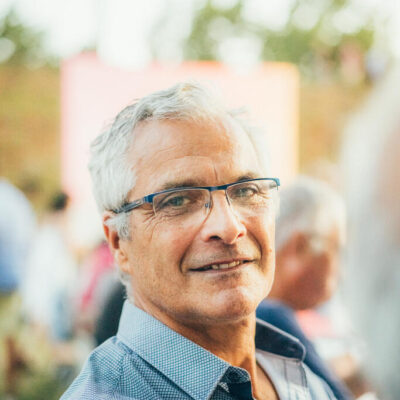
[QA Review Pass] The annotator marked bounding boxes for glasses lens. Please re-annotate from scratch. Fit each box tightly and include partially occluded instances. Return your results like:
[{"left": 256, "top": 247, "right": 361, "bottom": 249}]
[
  {"left": 153, "top": 188, "right": 210, "bottom": 217},
  {"left": 227, "top": 179, "right": 277, "bottom": 210}
]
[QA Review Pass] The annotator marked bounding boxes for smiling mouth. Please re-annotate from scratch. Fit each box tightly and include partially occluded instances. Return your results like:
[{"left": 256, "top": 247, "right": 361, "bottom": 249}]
[{"left": 190, "top": 260, "right": 252, "bottom": 272}]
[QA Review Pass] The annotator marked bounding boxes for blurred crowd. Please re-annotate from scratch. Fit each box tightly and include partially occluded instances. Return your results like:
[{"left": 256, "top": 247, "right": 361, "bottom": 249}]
[
  {"left": 1, "top": 65, "right": 400, "bottom": 400},
  {"left": 0, "top": 185, "right": 120, "bottom": 398}
]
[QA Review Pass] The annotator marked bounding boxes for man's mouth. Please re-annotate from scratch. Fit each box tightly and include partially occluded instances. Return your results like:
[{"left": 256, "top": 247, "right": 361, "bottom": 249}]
[{"left": 189, "top": 260, "right": 252, "bottom": 272}]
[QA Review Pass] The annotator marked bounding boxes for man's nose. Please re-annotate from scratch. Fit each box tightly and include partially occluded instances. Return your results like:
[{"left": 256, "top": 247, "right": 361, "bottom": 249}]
[{"left": 199, "top": 192, "right": 246, "bottom": 244}]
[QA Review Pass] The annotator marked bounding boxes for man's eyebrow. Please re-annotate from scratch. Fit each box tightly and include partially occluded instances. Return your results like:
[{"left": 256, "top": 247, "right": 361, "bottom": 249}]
[
  {"left": 235, "top": 172, "right": 261, "bottom": 182},
  {"left": 159, "top": 179, "right": 204, "bottom": 191},
  {"left": 159, "top": 172, "right": 262, "bottom": 192}
]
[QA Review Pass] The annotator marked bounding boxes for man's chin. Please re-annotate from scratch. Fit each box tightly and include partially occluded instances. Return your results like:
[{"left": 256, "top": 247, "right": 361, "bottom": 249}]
[{"left": 198, "top": 287, "right": 261, "bottom": 323}]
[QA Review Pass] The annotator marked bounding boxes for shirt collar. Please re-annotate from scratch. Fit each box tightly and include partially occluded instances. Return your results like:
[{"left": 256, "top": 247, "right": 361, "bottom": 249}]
[
  {"left": 117, "top": 301, "right": 305, "bottom": 400},
  {"left": 117, "top": 301, "right": 229, "bottom": 400},
  {"left": 255, "top": 318, "right": 306, "bottom": 361}
]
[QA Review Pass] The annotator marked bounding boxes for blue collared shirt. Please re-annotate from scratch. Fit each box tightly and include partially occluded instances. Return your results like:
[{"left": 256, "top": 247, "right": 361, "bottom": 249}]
[{"left": 62, "top": 301, "right": 336, "bottom": 399}]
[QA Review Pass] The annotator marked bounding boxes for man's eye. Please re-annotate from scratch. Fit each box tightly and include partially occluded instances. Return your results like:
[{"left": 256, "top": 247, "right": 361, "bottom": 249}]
[
  {"left": 233, "top": 186, "right": 258, "bottom": 198},
  {"left": 161, "top": 195, "right": 188, "bottom": 208}
]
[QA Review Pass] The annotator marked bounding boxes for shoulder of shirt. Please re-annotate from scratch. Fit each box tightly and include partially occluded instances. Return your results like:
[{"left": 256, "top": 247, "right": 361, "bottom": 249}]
[{"left": 60, "top": 336, "right": 142, "bottom": 400}]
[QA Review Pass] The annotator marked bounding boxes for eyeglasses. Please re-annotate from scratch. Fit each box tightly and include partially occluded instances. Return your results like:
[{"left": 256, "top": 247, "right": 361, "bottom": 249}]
[{"left": 113, "top": 178, "right": 280, "bottom": 221}]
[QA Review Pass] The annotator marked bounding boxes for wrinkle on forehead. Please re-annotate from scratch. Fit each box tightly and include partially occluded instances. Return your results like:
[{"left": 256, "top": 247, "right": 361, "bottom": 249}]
[
  {"left": 132, "top": 118, "right": 249, "bottom": 155},
  {"left": 153, "top": 155, "right": 217, "bottom": 189},
  {"left": 129, "top": 119, "right": 261, "bottom": 195}
]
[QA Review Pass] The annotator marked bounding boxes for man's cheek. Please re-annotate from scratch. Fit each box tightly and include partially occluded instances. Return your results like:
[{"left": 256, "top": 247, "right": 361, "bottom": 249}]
[{"left": 163, "top": 227, "right": 193, "bottom": 251}]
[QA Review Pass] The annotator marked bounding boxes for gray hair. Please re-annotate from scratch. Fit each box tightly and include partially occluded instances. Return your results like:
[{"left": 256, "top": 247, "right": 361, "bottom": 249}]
[
  {"left": 88, "top": 81, "right": 271, "bottom": 296},
  {"left": 275, "top": 175, "right": 346, "bottom": 252}
]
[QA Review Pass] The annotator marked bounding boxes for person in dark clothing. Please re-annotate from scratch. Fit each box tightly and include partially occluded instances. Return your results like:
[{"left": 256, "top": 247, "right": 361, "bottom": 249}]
[
  {"left": 94, "top": 281, "right": 125, "bottom": 346},
  {"left": 257, "top": 176, "right": 353, "bottom": 400},
  {"left": 257, "top": 300, "right": 353, "bottom": 400}
]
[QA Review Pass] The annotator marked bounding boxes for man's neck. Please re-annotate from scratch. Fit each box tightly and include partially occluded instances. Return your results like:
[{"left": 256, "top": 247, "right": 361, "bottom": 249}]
[
  {"left": 167, "top": 314, "right": 277, "bottom": 399},
  {"left": 134, "top": 295, "right": 258, "bottom": 367},
  {"left": 134, "top": 299, "right": 279, "bottom": 399},
  {"left": 176, "top": 313, "right": 257, "bottom": 367}
]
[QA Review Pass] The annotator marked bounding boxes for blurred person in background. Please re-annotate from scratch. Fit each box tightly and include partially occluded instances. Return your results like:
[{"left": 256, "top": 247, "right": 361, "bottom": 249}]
[
  {"left": 93, "top": 280, "right": 126, "bottom": 346},
  {"left": 266, "top": 176, "right": 345, "bottom": 310},
  {"left": 75, "top": 239, "right": 116, "bottom": 336},
  {"left": 0, "top": 178, "right": 35, "bottom": 396},
  {"left": 257, "top": 176, "right": 354, "bottom": 400},
  {"left": 342, "top": 65, "right": 400, "bottom": 400},
  {"left": 22, "top": 192, "right": 77, "bottom": 345},
  {"left": 62, "top": 82, "right": 339, "bottom": 399}
]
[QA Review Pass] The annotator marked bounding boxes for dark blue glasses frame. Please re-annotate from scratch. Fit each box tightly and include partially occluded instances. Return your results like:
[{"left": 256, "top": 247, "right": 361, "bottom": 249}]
[{"left": 112, "top": 177, "right": 280, "bottom": 214}]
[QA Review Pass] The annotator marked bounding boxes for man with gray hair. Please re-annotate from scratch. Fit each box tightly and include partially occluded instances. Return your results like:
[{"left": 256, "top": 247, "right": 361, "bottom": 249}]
[
  {"left": 268, "top": 176, "right": 345, "bottom": 310},
  {"left": 257, "top": 176, "right": 353, "bottom": 400},
  {"left": 62, "top": 82, "right": 337, "bottom": 399}
]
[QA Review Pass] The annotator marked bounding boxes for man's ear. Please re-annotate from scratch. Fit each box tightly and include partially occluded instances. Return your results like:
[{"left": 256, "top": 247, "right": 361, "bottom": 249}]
[{"left": 102, "top": 212, "right": 130, "bottom": 275}]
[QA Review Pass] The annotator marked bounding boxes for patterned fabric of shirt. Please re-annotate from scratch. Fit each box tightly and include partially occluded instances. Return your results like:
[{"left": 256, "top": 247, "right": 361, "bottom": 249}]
[{"left": 61, "top": 301, "right": 337, "bottom": 399}]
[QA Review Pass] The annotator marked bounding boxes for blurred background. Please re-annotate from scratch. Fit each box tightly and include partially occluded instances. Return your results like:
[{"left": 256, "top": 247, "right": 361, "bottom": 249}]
[
  {"left": 1, "top": 0, "right": 399, "bottom": 398},
  {"left": 2, "top": 0, "right": 399, "bottom": 212}
]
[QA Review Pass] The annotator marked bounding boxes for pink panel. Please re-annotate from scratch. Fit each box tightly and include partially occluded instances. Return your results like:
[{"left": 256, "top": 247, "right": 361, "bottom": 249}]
[{"left": 61, "top": 53, "right": 298, "bottom": 203}]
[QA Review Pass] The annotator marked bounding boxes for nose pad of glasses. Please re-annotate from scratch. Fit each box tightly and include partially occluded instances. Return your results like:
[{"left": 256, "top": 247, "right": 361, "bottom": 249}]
[{"left": 204, "top": 191, "right": 231, "bottom": 211}]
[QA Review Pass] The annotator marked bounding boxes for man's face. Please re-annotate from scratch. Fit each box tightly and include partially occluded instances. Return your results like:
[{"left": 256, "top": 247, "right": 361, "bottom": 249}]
[{"left": 117, "top": 118, "right": 275, "bottom": 327}]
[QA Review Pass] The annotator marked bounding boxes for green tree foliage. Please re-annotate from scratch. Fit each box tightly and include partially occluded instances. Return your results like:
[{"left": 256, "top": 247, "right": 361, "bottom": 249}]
[
  {"left": 0, "top": 8, "right": 50, "bottom": 67},
  {"left": 179, "top": 0, "right": 377, "bottom": 81}
]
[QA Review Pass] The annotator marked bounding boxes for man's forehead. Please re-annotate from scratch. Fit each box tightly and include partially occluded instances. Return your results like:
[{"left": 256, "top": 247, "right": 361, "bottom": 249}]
[
  {"left": 128, "top": 119, "right": 262, "bottom": 195},
  {"left": 132, "top": 117, "right": 251, "bottom": 150},
  {"left": 130, "top": 119, "right": 258, "bottom": 166}
]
